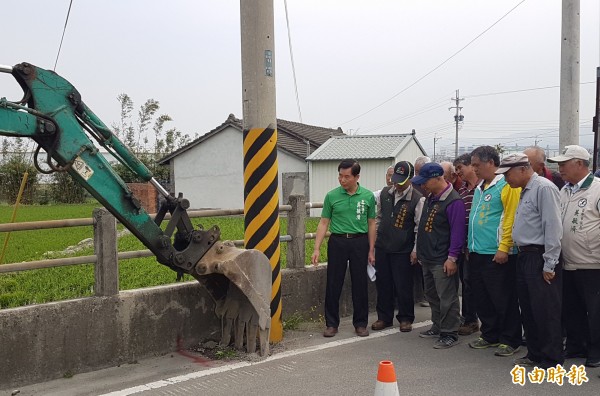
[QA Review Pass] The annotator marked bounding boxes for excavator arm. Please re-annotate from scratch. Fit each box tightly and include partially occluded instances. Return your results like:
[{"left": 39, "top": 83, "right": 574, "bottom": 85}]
[{"left": 0, "top": 62, "right": 270, "bottom": 355}]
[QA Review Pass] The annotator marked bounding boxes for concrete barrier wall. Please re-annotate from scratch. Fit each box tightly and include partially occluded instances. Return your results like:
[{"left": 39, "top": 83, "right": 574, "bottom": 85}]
[{"left": 0, "top": 265, "right": 376, "bottom": 390}]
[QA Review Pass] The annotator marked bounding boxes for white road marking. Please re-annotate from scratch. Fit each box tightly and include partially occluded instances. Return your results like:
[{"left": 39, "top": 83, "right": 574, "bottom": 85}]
[{"left": 100, "top": 320, "right": 432, "bottom": 396}]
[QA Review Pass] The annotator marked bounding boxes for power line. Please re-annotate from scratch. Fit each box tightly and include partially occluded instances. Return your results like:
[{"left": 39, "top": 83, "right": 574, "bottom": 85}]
[
  {"left": 338, "top": 0, "right": 527, "bottom": 126},
  {"left": 360, "top": 79, "right": 594, "bottom": 135},
  {"left": 419, "top": 120, "right": 594, "bottom": 151},
  {"left": 283, "top": 0, "right": 303, "bottom": 123},
  {"left": 360, "top": 95, "right": 452, "bottom": 134},
  {"left": 466, "top": 81, "right": 595, "bottom": 99},
  {"left": 54, "top": 0, "right": 74, "bottom": 71}
]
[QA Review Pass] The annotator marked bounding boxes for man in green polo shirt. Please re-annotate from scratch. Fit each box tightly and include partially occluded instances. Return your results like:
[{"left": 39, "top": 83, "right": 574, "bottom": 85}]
[{"left": 312, "top": 159, "right": 377, "bottom": 338}]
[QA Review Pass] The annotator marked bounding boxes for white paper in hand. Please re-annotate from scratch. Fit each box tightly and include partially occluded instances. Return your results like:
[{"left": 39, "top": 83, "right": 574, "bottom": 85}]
[{"left": 367, "top": 264, "right": 376, "bottom": 282}]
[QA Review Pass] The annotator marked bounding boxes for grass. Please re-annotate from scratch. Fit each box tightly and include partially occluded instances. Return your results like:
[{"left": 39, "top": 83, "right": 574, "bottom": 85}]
[
  {"left": 0, "top": 202, "right": 99, "bottom": 263},
  {"left": 282, "top": 311, "right": 305, "bottom": 331},
  {"left": 283, "top": 306, "right": 325, "bottom": 331},
  {"left": 0, "top": 202, "right": 327, "bottom": 309},
  {"left": 213, "top": 346, "right": 239, "bottom": 360}
]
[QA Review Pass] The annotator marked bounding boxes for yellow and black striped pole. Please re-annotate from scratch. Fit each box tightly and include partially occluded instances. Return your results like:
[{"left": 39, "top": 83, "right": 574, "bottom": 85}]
[
  {"left": 240, "top": 0, "right": 282, "bottom": 342},
  {"left": 243, "top": 125, "right": 282, "bottom": 342}
]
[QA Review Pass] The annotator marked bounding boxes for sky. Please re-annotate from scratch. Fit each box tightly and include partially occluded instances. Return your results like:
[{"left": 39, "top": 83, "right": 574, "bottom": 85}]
[{"left": 1, "top": 0, "right": 599, "bottom": 158}]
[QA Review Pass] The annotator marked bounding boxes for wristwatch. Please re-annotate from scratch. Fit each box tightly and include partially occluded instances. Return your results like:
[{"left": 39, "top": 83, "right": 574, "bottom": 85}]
[{"left": 447, "top": 256, "right": 457, "bottom": 263}]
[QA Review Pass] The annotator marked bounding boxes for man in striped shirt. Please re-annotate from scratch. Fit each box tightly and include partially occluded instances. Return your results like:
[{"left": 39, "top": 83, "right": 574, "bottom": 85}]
[{"left": 453, "top": 153, "right": 481, "bottom": 336}]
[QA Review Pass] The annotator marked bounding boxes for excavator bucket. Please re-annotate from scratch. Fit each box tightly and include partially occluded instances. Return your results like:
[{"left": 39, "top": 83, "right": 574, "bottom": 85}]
[{"left": 192, "top": 241, "right": 271, "bottom": 356}]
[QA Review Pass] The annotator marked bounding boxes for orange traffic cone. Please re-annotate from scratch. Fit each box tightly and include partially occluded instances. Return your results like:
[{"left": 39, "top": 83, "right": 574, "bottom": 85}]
[{"left": 374, "top": 360, "right": 400, "bottom": 396}]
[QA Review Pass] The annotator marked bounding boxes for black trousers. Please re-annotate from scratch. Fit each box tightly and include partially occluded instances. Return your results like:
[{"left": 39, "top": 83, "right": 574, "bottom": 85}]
[
  {"left": 458, "top": 253, "right": 478, "bottom": 324},
  {"left": 468, "top": 253, "right": 521, "bottom": 348},
  {"left": 325, "top": 234, "right": 369, "bottom": 328},
  {"left": 517, "top": 251, "right": 564, "bottom": 367},
  {"left": 374, "top": 250, "right": 415, "bottom": 324},
  {"left": 413, "top": 265, "right": 425, "bottom": 302},
  {"left": 563, "top": 269, "right": 600, "bottom": 360}
]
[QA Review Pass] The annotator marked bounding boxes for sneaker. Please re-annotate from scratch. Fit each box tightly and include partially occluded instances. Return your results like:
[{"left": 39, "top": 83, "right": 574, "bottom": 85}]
[
  {"left": 433, "top": 336, "right": 460, "bottom": 349},
  {"left": 514, "top": 356, "right": 537, "bottom": 367},
  {"left": 419, "top": 301, "right": 430, "bottom": 307},
  {"left": 458, "top": 321, "right": 480, "bottom": 336},
  {"left": 494, "top": 344, "right": 520, "bottom": 357},
  {"left": 419, "top": 329, "right": 440, "bottom": 338},
  {"left": 469, "top": 337, "right": 500, "bottom": 349}
]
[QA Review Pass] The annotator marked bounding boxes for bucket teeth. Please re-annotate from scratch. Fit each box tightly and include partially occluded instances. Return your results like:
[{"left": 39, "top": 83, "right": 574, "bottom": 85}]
[
  {"left": 193, "top": 241, "right": 271, "bottom": 356},
  {"left": 259, "top": 320, "right": 270, "bottom": 356}
]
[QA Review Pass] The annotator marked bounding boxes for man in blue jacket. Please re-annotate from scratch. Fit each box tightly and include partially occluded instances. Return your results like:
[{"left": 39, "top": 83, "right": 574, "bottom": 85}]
[{"left": 467, "top": 146, "right": 522, "bottom": 357}]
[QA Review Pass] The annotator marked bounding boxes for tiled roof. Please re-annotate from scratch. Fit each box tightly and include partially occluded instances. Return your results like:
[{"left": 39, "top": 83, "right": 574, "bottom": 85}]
[
  {"left": 159, "top": 114, "right": 345, "bottom": 163},
  {"left": 306, "top": 135, "right": 413, "bottom": 161}
]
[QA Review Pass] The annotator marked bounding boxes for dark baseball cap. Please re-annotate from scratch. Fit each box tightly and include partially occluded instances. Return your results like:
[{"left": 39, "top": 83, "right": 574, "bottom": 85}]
[
  {"left": 411, "top": 162, "right": 444, "bottom": 185},
  {"left": 391, "top": 161, "right": 414, "bottom": 185}
]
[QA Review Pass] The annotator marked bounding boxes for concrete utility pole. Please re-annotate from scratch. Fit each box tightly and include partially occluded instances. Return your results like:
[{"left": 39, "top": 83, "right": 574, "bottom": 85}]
[
  {"left": 449, "top": 89, "right": 464, "bottom": 159},
  {"left": 433, "top": 134, "right": 441, "bottom": 162},
  {"left": 593, "top": 67, "right": 600, "bottom": 172},
  {"left": 240, "top": 0, "right": 282, "bottom": 342},
  {"left": 559, "top": 0, "right": 580, "bottom": 150}
]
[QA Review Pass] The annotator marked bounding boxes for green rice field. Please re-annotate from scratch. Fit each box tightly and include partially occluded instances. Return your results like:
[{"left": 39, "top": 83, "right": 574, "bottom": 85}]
[{"left": 0, "top": 202, "right": 326, "bottom": 309}]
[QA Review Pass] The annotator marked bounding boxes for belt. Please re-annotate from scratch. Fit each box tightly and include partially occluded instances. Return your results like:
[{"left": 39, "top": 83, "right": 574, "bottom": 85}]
[
  {"left": 330, "top": 233, "right": 367, "bottom": 239},
  {"left": 516, "top": 245, "right": 545, "bottom": 253}
]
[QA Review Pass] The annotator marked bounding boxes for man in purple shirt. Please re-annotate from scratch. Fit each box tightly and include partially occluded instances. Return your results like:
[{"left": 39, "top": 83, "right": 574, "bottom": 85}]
[{"left": 412, "top": 163, "right": 466, "bottom": 349}]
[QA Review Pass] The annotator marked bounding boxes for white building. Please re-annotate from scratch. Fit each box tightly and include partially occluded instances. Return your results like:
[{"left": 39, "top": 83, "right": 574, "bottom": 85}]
[
  {"left": 306, "top": 133, "right": 427, "bottom": 216},
  {"left": 158, "top": 114, "right": 344, "bottom": 209}
]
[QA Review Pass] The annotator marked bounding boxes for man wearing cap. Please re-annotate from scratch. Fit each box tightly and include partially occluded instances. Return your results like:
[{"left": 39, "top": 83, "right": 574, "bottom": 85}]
[
  {"left": 498, "top": 153, "right": 563, "bottom": 369},
  {"left": 311, "top": 159, "right": 377, "bottom": 338},
  {"left": 412, "top": 162, "right": 466, "bottom": 349},
  {"left": 467, "top": 146, "right": 522, "bottom": 358},
  {"left": 548, "top": 145, "right": 600, "bottom": 368},
  {"left": 371, "top": 161, "right": 424, "bottom": 333},
  {"left": 413, "top": 156, "right": 432, "bottom": 308}
]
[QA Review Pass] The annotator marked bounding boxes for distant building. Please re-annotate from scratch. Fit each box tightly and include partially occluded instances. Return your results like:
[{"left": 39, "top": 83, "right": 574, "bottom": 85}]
[
  {"left": 306, "top": 133, "right": 427, "bottom": 216},
  {"left": 158, "top": 114, "right": 345, "bottom": 209}
]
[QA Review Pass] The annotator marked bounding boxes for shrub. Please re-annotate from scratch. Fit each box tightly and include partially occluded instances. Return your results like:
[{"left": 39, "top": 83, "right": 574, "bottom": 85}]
[
  {"left": 50, "top": 171, "right": 88, "bottom": 204},
  {"left": 0, "top": 156, "right": 39, "bottom": 204}
]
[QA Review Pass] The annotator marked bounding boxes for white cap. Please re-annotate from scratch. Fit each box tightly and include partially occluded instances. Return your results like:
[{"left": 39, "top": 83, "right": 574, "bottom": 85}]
[{"left": 547, "top": 145, "right": 590, "bottom": 163}]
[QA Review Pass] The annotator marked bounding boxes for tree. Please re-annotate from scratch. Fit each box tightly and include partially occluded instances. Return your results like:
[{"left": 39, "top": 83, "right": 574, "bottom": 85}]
[
  {"left": 494, "top": 143, "right": 506, "bottom": 155},
  {"left": 50, "top": 171, "right": 87, "bottom": 204},
  {"left": 111, "top": 94, "right": 191, "bottom": 183},
  {"left": 0, "top": 138, "right": 39, "bottom": 204}
]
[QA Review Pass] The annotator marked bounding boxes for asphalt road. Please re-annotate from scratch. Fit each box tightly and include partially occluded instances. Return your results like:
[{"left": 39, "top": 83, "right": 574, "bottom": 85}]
[{"left": 8, "top": 305, "right": 599, "bottom": 396}]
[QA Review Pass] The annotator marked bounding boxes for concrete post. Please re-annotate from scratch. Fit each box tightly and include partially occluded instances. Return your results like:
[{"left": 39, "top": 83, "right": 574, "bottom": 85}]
[
  {"left": 93, "top": 208, "right": 119, "bottom": 296},
  {"left": 241, "top": 0, "right": 283, "bottom": 342},
  {"left": 559, "top": 0, "right": 580, "bottom": 150},
  {"left": 287, "top": 194, "right": 306, "bottom": 269},
  {"left": 241, "top": 0, "right": 276, "bottom": 129}
]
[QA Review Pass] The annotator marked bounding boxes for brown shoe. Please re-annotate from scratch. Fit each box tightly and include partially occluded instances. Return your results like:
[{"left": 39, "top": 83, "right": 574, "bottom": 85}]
[
  {"left": 355, "top": 327, "right": 369, "bottom": 337},
  {"left": 323, "top": 327, "right": 338, "bottom": 337},
  {"left": 399, "top": 321, "right": 413, "bottom": 332},
  {"left": 371, "top": 320, "right": 393, "bottom": 331},
  {"left": 458, "top": 321, "right": 480, "bottom": 336}
]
